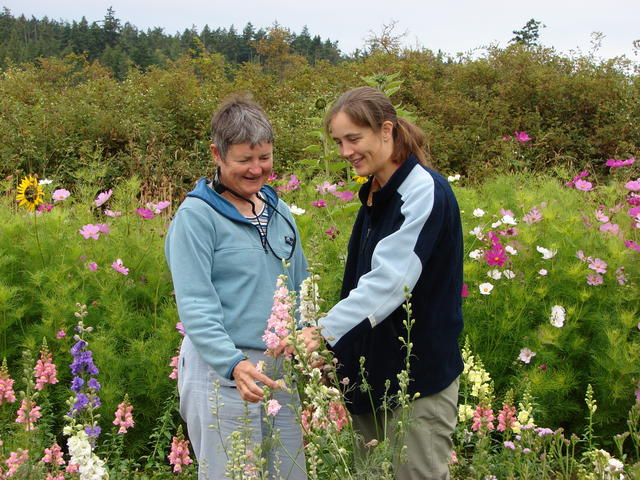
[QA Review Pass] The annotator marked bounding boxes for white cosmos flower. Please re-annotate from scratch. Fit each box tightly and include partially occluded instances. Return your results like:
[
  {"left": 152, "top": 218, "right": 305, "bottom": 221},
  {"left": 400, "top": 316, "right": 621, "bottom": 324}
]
[
  {"left": 538, "top": 269, "right": 548, "bottom": 276},
  {"left": 487, "top": 269, "right": 502, "bottom": 280},
  {"left": 501, "top": 214, "right": 517, "bottom": 225},
  {"left": 505, "top": 245, "right": 518, "bottom": 255},
  {"left": 469, "top": 226, "right": 484, "bottom": 239},
  {"left": 518, "top": 348, "right": 536, "bottom": 364},
  {"left": 469, "top": 249, "right": 484, "bottom": 260},
  {"left": 289, "top": 204, "right": 306, "bottom": 215},
  {"left": 479, "top": 282, "right": 494, "bottom": 295},
  {"left": 503, "top": 269, "right": 515, "bottom": 279},
  {"left": 473, "top": 208, "right": 485, "bottom": 217},
  {"left": 536, "top": 245, "right": 557, "bottom": 259},
  {"left": 447, "top": 174, "right": 461, "bottom": 183},
  {"left": 491, "top": 220, "right": 503, "bottom": 228},
  {"left": 549, "top": 305, "right": 566, "bottom": 328},
  {"left": 39, "top": 178, "right": 53, "bottom": 185}
]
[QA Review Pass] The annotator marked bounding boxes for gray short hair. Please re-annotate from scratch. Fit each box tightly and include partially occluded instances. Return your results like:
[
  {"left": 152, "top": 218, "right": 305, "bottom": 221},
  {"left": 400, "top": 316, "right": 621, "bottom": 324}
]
[{"left": 210, "top": 94, "right": 274, "bottom": 160}]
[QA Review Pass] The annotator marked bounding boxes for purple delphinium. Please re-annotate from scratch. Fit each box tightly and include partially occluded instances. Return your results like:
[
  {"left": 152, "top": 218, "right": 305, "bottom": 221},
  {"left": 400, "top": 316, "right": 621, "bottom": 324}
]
[{"left": 71, "top": 376, "right": 84, "bottom": 393}]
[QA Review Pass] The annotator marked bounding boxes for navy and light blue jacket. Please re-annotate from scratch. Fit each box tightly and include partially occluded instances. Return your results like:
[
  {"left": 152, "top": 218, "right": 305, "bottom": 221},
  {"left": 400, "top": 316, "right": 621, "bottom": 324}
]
[
  {"left": 165, "top": 179, "right": 307, "bottom": 379},
  {"left": 318, "top": 155, "right": 464, "bottom": 414}
]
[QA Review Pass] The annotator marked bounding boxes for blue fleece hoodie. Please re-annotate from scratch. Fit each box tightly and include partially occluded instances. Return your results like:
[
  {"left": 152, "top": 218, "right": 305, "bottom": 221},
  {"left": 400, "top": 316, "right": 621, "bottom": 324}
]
[{"left": 165, "top": 179, "right": 307, "bottom": 379}]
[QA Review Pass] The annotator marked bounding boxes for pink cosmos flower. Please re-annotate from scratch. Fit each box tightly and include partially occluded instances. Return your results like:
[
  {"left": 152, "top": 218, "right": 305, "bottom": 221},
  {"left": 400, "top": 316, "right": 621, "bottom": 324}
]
[
  {"left": 277, "top": 174, "right": 301, "bottom": 192},
  {"left": 42, "top": 443, "right": 65, "bottom": 465},
  {"left": 522, "top": 206, "right": 542, "bottom": 224},
  {"left": 96, "top": 223, "right": 110, "bottom": 234},
  {"left": 588, "top": 258, "right": 607, "bottom": 274},
  {"left": 316, "top": 181, "right": 338, "bottom": 195},
  {"left": 37, "top": 202, "right": 54, "bottom": 213},
  {"left": 146, "top": 200, "right": 171, "bottom": 213},
  {"left": 311, "top": 199, "right": 327, "bottom": 208},
  {"left": 104, "top": 209, "right": 122, "bottom": 217},
  {"left": 605, "top": 157, "right": 635, "bottom": 168},
  {"left": 624, "top": 178, "right": 640, "bottom": 191},
  {"left": 52, "top": 189, "right": 71, "bottom": 201},
  {"left": 628, "top": 206, "right": 640, "bottom": 218},
  {"left": 34, "top": 350, "right": 58, "bottom": 391},
  {"left": 595, "top": 208, "right": 609, "bottom": 223},
  {"left": 624, "top": 239, "right": 640, "bottom": 251},
  {"left": 518, "top": 348, "right": 536, "bottom": 364},
  {"left": 78, "top": 224, "right": 101, "bottom": 240},
  {"left": 599, "top": 222, "right": 619, "bottom": 236},
  {"left": 515, "top": 131, "right": 531, "bottom": 143},
  {"left": 136, "top": 207, "right": 155, "bottom": 219},
  {"left": 111, "top": 258, "right": 129, "bottom": 275},
  {"left": 16, "top": 398, "right": 42, "bottom": 430},
  {"left": 55, "top": 330, "right": 66, "bottom": 339},
  {"left": 333, "top": 190, "right": 355, "bottom": 202},
  {"left": 565, "top": 170, "right": 590, "bottom": 188},
  {"left": 94, "top": 189, "right": 112, "bottom": 207},
  {"left": 113, "top": 398, "right": 135, "bottom": 434},
  {"left": 266, "top": 172, "right": 278, "bottom": 182},
  {"left": 504, "top": 441, "right": 516, "bottom": 450},
  {"left": 324, "top": 226, "right": 336, "bottom": 236},
  {"left": 267, "top": 399, "right": 282, "bottom": 416},
  {"left": 574, "top": 179, "right": 593, "bottom": 191},
  {"left": 88, "top": 262, "right": 98, "bottom": 271},
  {"left": 586, "top": 273, "right": 603, "bottom": 285}
]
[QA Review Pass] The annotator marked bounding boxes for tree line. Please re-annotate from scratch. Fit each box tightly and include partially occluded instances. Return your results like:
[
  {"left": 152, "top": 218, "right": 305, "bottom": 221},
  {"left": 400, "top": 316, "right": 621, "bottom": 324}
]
[{"left": 0, "top": 7, "right": 342, "bottom": 77}]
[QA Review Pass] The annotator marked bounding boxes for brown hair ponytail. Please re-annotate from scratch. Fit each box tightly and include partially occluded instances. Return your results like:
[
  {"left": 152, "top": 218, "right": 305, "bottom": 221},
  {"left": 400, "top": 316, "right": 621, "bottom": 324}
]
[{"left": 325, "top": 86, "right": 427, "bottom": 166}]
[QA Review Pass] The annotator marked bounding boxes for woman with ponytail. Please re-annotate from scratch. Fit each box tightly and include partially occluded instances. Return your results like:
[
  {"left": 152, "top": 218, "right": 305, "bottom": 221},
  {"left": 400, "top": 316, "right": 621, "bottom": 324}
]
[{"left": 292, "top": 86, "right": 464, "bottom": 479}]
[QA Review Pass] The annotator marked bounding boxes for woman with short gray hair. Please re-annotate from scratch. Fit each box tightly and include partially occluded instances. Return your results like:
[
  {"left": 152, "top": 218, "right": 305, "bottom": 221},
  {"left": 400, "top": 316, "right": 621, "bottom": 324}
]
[{"left": 166, "top": 94, "right": 308, "bottom": 479}]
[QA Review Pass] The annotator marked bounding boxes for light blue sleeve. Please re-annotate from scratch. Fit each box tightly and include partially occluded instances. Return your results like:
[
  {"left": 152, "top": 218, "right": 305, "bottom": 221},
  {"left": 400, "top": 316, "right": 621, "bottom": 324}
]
[{"left": 165, "top": 203, "right": 244, "bottom": 379}]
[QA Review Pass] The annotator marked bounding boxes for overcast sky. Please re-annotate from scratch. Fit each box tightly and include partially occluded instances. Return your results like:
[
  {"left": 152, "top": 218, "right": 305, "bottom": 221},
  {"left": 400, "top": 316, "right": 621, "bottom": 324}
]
[{"left": 2, "top": 0, "right": 639, "bottom": 60}]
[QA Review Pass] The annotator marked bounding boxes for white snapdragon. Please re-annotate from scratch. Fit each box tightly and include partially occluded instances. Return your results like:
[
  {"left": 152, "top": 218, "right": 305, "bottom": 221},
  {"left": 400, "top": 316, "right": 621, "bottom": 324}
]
[
  {"left": 67, "top": 430, "right": 108, "bottom": 480},
  {"left": 549, "top": 305, "right": 566, "bottom": 328}
]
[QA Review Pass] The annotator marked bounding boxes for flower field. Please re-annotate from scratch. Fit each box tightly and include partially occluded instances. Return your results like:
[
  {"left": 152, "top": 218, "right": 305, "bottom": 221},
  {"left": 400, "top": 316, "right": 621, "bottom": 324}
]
[{"left": 0, "top": 151, "right": 638, "bottom": 479}]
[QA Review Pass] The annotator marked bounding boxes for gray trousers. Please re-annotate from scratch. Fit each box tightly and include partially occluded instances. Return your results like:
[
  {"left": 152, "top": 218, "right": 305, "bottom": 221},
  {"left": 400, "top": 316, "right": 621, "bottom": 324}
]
[
  {"left": 352, "top": 377, "right": 459, "bottom": 480},
  {"left": 178, "top": 336, "right": 307, "bottom": 480}
]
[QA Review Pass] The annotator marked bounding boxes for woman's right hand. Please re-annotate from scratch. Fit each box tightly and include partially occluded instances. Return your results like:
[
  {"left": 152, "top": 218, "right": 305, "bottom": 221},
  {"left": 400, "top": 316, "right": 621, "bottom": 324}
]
[{"left": 232, "top": 359, "right": 279, "bottom": 403}]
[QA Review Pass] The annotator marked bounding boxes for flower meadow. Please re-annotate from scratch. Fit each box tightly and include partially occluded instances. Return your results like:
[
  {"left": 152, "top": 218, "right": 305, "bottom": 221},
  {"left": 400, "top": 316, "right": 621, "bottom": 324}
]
[{"left": 0, "top": 154, "right": 639, "bottom": 479}]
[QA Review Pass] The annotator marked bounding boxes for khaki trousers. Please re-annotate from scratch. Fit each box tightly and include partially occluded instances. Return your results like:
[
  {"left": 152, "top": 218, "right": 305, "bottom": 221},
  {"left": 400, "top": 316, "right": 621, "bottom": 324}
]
[{"left": 352, "top": 377, "right": 459, "bottom": 480}]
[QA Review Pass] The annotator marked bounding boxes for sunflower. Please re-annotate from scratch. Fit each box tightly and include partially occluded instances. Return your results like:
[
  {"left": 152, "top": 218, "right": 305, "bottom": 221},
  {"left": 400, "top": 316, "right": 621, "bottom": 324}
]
[{"left": 16, "top": 175, "right": 44, "bottom": 211}]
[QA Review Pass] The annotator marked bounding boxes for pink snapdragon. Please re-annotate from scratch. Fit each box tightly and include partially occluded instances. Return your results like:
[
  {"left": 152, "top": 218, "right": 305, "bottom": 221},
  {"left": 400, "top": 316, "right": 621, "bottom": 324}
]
[
  {"left": 113, "top": 397, "right": 135, "bottom": 434},
  {"left": 5, "top": 449, "right": 29, "bottom": 477},
  {"left": 605, "top": 157, "right": 635, "bottom": 168},
  {"left": 111, "top": 258, "right": 129, "bottom": 275},
  {"left": 34, "top": 349, "right": 58, "bottom": 391},
  {"left": 472, "top": 404, "right": 495, "bottom": 431},
  {"left": 78, "top": 224, "right": 101, "bottom": 240},
  {"left": 168, "top": 433, "right": 193, "bottom": 473},
  {"left": 42, "top": 443, "right": 65, "bottom": 465},
  {"left": 169, "top": 353, "right": 179, "bottom": 380},
  {"left": 94, "top": 189, "right": 112, "bottom": 207},
  {"left": 497, "top": 403, "right": 517, "bottom": 432},
  {"left": 266, "top": 399, "right": 282, "bottom": 416},
  {"left": 0, "top": 361, "right": 16, "bottom": 404},
  {"left": 16, "top": 398, "right": 42, "bottom": 430},
  {"left": 262, "top": 279, "right": 293, "bottom": 350}
]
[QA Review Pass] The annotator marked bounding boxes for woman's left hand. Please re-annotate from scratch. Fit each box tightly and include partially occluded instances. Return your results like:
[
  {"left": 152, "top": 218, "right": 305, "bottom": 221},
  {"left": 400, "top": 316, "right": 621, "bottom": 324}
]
[{"left": 274, "top": 327, "right": 323, "bottom": 357}]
